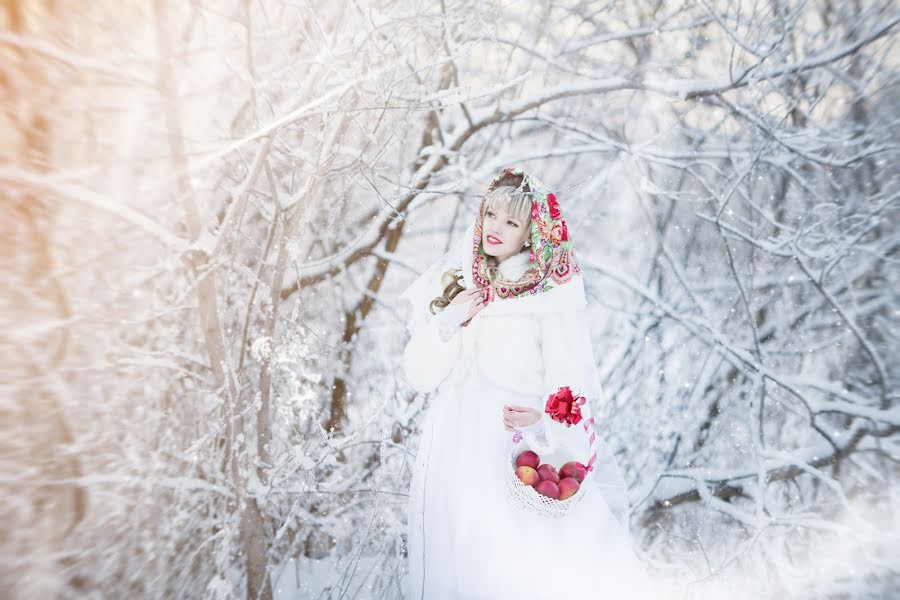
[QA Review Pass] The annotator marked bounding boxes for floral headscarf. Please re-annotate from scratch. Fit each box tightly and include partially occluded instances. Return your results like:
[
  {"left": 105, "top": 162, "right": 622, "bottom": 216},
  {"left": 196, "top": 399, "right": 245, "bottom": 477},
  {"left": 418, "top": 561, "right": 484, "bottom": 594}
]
[{"left": 472, "top": 167, "right": 582, "bottom": 306}]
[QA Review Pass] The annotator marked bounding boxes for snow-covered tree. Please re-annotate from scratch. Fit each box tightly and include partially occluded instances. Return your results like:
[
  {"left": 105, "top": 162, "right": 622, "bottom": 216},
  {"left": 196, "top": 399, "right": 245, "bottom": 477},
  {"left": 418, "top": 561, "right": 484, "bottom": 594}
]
[{"left": 2, "top": 1, "right": 896, "bottom": 598}]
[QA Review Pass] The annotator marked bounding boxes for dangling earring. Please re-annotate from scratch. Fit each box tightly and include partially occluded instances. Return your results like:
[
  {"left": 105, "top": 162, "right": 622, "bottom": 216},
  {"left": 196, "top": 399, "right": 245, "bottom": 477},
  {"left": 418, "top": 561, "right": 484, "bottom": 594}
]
[{"left": 524, "top": 241, "right": 530, "bottom": 247}]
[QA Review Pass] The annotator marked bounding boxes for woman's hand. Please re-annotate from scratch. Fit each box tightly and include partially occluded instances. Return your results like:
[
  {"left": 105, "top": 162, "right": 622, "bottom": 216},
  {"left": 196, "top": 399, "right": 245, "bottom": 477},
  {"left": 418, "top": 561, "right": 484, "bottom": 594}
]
[
  {"left": 502, "top": 405, "right": 542, "bottom": 432},
  {"left": 450, "top": 287, "right": 487, "bottom": 321}
]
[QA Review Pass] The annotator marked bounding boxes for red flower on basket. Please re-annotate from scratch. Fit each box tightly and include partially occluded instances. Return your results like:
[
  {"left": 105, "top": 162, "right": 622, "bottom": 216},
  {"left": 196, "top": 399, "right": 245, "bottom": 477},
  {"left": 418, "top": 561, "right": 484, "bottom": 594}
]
[{"left": 545, "top": 386, "right": 585, "bottom": 427}]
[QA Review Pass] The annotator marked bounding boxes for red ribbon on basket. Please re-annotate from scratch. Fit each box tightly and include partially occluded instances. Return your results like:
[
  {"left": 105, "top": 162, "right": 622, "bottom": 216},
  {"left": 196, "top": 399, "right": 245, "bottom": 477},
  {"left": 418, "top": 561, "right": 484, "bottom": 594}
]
[
  {"left": 584, "top": 417, "right": 597, "bottom": 473},
  {"left": 545, "top": 386, "right": 585, "bottom": 427}
]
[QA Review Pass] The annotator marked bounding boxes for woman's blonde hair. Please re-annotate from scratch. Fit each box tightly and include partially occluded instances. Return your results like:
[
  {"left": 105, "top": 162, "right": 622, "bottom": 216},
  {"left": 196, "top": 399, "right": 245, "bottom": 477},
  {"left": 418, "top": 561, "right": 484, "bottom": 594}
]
[
  {"left": 429, "top": 268, "right": 466, "bottom": 315},
  {"left": 429, "top": 185, "right": 533, "bottom": 314}
]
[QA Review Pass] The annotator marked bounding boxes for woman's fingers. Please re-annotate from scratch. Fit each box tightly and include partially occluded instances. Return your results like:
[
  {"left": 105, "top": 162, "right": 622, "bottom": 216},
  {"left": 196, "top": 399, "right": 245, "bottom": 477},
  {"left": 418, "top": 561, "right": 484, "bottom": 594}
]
[
  {"left": 451, "top": 288, "right": 480, "bottom": 305},
  {"left": 503, "top": 405, "right": 538, "bottom": 430},
  {"left": 467, "top": 298, "right": 486, "bottom": 319},
  {"left": 503, "top": 416, "right": 525, "bottom": 429},
  {"left": 502, "top": 405, "right": 541, "bottom": 429},
  {"left": 502, "top": 407, "right": 518, "bottom": 431},
  {"left": 459, "top": 288, "right": 485, "bottom": 320}
]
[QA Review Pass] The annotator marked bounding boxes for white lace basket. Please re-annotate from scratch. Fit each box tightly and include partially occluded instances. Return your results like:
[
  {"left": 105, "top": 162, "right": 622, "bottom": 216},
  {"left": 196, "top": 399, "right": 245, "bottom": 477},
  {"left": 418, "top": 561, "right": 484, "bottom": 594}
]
[{"left": 504, "top": 416, "right": 598, "bottom": 519}]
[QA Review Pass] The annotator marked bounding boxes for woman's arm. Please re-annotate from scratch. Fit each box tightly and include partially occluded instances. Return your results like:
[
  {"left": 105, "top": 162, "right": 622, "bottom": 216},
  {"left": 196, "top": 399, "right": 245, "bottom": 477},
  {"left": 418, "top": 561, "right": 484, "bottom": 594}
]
[
  {"left": 521, "top": 309, "right": 601, "bottom": 457},
  {"left": 402, "top": 309, "right": 463, "bottom": 393},
  {"left": 401, "top": 288, "right": 484, "bottom": 393}
]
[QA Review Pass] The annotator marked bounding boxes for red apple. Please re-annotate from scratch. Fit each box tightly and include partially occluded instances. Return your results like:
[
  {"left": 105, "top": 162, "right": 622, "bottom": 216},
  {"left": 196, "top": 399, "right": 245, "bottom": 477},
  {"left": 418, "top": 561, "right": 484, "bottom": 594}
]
[
  {"left": 515, "top": 450, "right": 540, "bottom": 469},
  {"left": 558, "top": 477, "right": 580, "bottom": 500},
  {"left": 536, "top": 464, "right": 560, "bottom": 484},
  {"left": 535, "top": 480, "right": 560, "bottom": 499},
  {"left": 560, "top": 461, "right": 588, "bottom": 483},
  {"left": 515, "top": 465, "right": 540, "bottom": 487}
]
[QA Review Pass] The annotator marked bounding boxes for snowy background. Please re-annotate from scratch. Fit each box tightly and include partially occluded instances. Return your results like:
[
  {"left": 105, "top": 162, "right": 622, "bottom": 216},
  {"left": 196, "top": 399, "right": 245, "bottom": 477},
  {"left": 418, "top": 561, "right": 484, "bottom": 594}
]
[{"left": 2, "top": 0, "right": 898, "bottom": 598}]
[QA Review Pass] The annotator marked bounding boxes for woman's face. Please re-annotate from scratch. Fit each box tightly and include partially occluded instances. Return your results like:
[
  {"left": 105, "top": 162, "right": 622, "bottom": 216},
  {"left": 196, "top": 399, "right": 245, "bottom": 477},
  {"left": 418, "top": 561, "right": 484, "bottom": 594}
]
[{"left": 481, "top": 204, "right": 531, "bottom": 262}]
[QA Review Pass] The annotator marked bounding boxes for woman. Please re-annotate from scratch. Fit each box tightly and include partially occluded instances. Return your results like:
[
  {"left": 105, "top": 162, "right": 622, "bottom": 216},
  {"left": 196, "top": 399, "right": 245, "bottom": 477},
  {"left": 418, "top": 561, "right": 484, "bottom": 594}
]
[{"left": 399, "top": 167, "right": 654, "bottom": 599}]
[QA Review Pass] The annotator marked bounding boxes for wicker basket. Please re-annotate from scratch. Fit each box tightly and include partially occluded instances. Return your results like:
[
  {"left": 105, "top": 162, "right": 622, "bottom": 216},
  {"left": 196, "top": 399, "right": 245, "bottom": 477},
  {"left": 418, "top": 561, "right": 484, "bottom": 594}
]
[{"left": 504, "top": 416, "right": 598, "bottom": 519}]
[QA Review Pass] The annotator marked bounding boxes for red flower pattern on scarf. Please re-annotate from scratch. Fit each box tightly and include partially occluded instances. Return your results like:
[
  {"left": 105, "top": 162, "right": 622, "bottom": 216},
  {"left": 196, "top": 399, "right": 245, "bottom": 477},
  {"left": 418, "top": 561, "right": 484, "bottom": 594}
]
[{"left": 547, "top": 193, "right": 561, "bottom": 220}]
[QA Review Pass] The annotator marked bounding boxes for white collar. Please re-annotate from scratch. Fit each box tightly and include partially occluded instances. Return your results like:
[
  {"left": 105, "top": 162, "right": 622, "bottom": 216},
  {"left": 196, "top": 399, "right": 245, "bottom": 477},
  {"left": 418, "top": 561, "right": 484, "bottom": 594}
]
[
  {"left": 497, "top": 250, "right": 532, "bottom": 280},
  {"left": 455, "top": 222, "right": 587, "bottom": 318}
]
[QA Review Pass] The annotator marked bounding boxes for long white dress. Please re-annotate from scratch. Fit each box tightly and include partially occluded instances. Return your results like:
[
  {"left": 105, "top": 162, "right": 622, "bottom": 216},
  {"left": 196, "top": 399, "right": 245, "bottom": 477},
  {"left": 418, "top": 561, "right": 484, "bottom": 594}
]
[{"left": 401, "top": 250, "right": 656, "bottom": 600}]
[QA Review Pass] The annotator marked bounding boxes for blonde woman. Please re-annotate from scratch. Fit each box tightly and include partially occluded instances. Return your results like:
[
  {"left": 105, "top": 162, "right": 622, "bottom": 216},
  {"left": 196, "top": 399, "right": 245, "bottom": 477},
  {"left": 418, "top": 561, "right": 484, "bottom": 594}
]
[{"left": 399, "top": 167, "right": 654, "bottom": 599}]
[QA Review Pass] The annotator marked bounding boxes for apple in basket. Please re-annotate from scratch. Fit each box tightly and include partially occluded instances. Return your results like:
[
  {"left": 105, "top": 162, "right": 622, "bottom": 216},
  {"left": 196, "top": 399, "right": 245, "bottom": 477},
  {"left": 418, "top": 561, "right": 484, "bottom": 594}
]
[
  {"left": 536, "top": 464, "right": 560, "bottom": 484},
  {"left": 560, "top": 461, "right": 588, "bottom": 484},
  {"left": 535, "top": 480, "right": 560, "bottom": 499},
  {"left": 558, "top": 477, "right": 580, "bottom": 500},
  {"left": 515, "top": 450, "right": 540, "bottom": 469},
  {"left": 515, "top": 465, "right": 540, "bottom": 487}
]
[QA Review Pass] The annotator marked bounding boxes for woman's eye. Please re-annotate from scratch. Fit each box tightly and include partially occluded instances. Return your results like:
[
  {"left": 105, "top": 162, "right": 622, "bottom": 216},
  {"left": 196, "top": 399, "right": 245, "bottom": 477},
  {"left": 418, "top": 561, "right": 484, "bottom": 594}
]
[{"left": 508, "top": 221, "right": 518, "bottom": 227}]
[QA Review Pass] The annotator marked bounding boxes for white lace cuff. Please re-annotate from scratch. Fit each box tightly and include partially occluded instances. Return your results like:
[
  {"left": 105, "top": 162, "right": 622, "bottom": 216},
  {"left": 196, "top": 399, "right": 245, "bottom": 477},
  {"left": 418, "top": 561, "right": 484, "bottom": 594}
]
[{"left": 434, "top": 301, "right": 470, "bottom": 342}]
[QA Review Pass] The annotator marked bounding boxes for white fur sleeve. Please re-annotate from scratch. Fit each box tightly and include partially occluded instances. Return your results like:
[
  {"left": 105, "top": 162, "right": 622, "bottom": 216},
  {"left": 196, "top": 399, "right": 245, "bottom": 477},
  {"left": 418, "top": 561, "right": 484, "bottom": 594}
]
[
  {"left": 524, "top": 309, "right": 602, "bottom": 458},
  {"left": 433, "top": 301, "right": 470, "bottom": 342},
  {"left": 402, "top": 309, "right": 463, "bottom": 393},
  {"left": 520, "top": 411, "right": 558, "bottom": 456}
]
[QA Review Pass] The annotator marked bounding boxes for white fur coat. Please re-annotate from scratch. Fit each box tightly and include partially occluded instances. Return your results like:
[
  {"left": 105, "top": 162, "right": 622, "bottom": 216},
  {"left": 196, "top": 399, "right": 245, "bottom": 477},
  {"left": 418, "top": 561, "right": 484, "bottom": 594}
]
[{"left": 401, "top": 249, "right": 603, "bottom": 456}]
